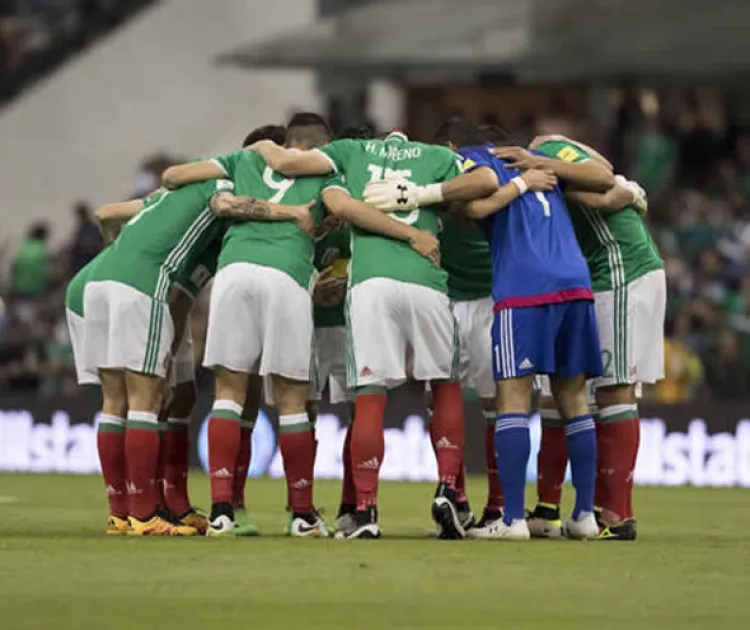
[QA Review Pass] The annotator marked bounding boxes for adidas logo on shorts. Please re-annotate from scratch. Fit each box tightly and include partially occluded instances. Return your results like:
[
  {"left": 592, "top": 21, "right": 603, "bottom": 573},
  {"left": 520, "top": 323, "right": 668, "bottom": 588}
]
[{"left": 519, "top": 358, "right": 534, "bottom": 370}]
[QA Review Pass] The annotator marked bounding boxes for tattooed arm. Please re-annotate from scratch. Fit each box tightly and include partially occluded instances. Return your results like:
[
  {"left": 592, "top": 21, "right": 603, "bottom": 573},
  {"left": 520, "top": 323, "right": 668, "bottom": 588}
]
[{"left": 210, "top": 191, "right": 315, "bottom": 234}]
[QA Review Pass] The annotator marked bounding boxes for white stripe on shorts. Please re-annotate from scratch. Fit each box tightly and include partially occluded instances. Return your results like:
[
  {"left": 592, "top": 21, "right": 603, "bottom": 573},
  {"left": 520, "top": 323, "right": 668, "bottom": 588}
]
[{"left": 501, "top": 309, "right": 515, "bottom": 378}]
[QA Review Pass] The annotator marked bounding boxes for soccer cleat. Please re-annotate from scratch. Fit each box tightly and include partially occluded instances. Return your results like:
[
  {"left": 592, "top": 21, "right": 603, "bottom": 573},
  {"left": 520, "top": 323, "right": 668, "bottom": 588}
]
[
  {"left": 106, "top": 515, "right": 129, "bottom": 536},
  {"left": 527, "top": 503, "right": 564, "bottom": 539},
  {"left": 598, "top": 518, "right": 638, "bottom": 541},
  {"left": 471, "top": 517, "right": 530, "bottom": 541},
  {"left": 563, "top": 511, "right": 599, "bottom": 540},
  {"left": 289, "top": 513, "right": 330, "bottom": 538},
  {"left": 434, "top": 501, "right": 475, "bottom": 539},
  {"left": 178, "top": 508, "right": 209, "bottom": 536},
  {"left": 127, "top": 514, "right": 198, "bottom": 536},
  {"left": 336, "top": 504, "right": 357, "bottom": 535},
  {"left": 233, "top": 508, "right": 260, "bottom": 537},
  {"left": 207, "top": 502, "right": 235, "bottom": 537},
  {"left": 466, "top": 507, "right": 503, "bottom": 539},
  {"left": 334, "top": 507, "right": 381, "bottom": 539},
  {"left": 431, "top": 482, "right": 466, "bottom": 540}
]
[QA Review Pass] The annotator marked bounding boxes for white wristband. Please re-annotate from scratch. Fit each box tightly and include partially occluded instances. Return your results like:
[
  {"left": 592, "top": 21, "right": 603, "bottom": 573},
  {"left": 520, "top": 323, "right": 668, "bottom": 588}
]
[
  {"left": 416, "top": 183, "right": 444, "bottom": 206},
  {"left": 511, "top": 176, "right": 528, "bottom": 196}
]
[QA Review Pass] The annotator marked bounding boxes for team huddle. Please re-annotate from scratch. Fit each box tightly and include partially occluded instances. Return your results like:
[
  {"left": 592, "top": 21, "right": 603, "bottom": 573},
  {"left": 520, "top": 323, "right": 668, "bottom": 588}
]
[{"left": 64, "top": 112, "right": 665, "bottom": 541}]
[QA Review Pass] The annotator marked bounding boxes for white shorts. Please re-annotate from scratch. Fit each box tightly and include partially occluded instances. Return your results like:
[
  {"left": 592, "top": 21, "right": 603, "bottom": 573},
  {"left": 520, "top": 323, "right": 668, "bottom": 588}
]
[
  {"left": 311, "top": 325, "right": 350, "bottom": 404},
  {"left": 83, "top": 280, "right": 174, "bottom": 377},
  {"left": 347, "top": 278, "right": 458, "bottom": 389},
  {"left": 171, "top": 321, "right": 195, "bottom": 385},
  {"left": 453, "top": 297, "right": 494, "bottom": 399},
  {"left": 203, "top": 262, "right": 313, "bottom": 380},
  {"left": 536, "top": 376, "right": 642, "bottom": 404},
  {"left": 65, "top": 308, "right": 99, "bottom": 385}
]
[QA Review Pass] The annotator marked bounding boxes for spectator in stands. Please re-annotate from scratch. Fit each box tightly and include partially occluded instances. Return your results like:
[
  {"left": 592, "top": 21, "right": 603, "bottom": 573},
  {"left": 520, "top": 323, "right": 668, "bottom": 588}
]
[
  {"left": 69, "top": 200, "right": 101, "bottom": 273},
  {"left": 0, "top": 311, "right": 46, "bottom": 393},
  {"left": 11, "top": 221, "right": 49, "bottom": 299},
  {"left": 703, "top": 329, "right": 750, "bottom": 400},
  {"left": 649, "top": 320, "right": 705, "bottom": 404}
]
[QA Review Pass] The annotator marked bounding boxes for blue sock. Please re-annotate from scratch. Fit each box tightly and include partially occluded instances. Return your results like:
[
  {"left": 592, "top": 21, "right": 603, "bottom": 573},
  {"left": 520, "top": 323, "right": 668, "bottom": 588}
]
[
  {"left": 566, "top": 414, "right": 597, "bottom": 518},
  {"left": 494, "top": 414, "right": 530, "bottom": 524}
]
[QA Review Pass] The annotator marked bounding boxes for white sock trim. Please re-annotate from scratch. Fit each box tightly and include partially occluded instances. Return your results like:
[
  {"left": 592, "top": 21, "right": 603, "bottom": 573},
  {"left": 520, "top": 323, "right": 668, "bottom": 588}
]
[
  {"left": 167, "top": 416, "right": 191, "bottom": 426},
  {"left": 127, "top": 410, "right": 158, "bottom": 425},
  {"left": 279, "top": 413, "right": 309, "bottom": 427},
  {"left": 212, "top": 399, "right": 244, "bottom": 416},
  {"left": 597, "top": 403, "right": 638, "bottom": 419},
  {"left": 99, "top": 413, "right": 126, "bottom": 428},
  {"left": 482, "top": 410, "right": 497, "bottom": 420}
]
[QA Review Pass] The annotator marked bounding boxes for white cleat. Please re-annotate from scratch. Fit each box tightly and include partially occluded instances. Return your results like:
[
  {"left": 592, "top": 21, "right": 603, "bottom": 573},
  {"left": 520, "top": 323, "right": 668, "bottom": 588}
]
[
  {"left": 563, "top": 511, "right": 599, "bottom": 540},
  {"left": 290, "top": 514, "right": 330, "bottom": 538},
  {"left": 336, "top": 512, "right": 357, "bottom": 535},
  {"left": 467, "top": 514, "right": 504, "bottom": 539},
  {"left": 207, "top": 514, "right": 235, "bottom": 537},
  {"left": 470, "top": 518, "right": 530, "bottom": 541},
  {"left": 334, "top": 522, "right": 381, "bottom": 539},
  {"left": 527, "top": 517, "right": 564, "bottom": 539}
]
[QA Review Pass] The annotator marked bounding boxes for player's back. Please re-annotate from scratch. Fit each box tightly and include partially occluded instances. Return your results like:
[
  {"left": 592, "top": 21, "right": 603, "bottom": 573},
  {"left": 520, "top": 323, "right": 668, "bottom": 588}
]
[
  {"left": 317, "top": 131, "right": 461, "bottom": 292},
  {"left": 215, "top": 150, "right": 334, "bottom": 290},
  {"left": 92, "top": 181, "right": 227, "bottom": 297},
  {"left": 460, "top": 145, "right": 593, "bottom": 308}
]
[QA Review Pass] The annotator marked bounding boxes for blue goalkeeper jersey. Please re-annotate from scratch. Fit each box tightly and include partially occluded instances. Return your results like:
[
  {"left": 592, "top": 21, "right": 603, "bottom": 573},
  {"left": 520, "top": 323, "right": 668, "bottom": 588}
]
[{"left": 458, "top": 145, "right": 594, "bottom": 311}]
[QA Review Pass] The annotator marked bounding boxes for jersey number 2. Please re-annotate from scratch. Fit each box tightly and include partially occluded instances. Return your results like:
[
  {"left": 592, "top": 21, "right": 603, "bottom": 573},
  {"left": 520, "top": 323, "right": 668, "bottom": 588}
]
[
  {"left": 367, "top": 164, "right": 419, "bottom": 225},
  {"left": 263, "top": 167, "right": 295, "bottom": 202}
]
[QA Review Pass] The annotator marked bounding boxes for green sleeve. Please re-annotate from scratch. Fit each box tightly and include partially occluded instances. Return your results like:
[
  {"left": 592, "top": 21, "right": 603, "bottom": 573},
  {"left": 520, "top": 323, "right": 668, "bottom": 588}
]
[
  {"left": 535, "top": 140, "right": 591, "bottom": 164},
  {"left": 316, "top": 140, "right": 356, "bottom": 173},
  {"left": 321, "top": 172, "right": 349, "bottom": 195},
  {"left": 212, "top": 151, "right": 243, "bottom": 179},
  {"left": 432, "top": 146, "right": 463, "bottom": 181}
]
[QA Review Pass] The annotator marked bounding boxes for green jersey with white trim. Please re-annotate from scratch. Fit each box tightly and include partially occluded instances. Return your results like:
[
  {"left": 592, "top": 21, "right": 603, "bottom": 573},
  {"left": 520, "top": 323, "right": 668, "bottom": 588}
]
[
  {"left": 313, "top": 224, "right": 351, "bottom": 328},
  {"left": 173, "top": 236, "right": 222, "bottom": 300},
  {"left": 536, "top": 139, "right": 664, "bottom": 292},
  {"left": 90, "top": 180, "right": 230, "bottom": 299},
  {"left": 65, "top": 249, "right": 106, "bottom": 317},
  {"left": 439, "top": 215, "right": 492, "bottom": 301},
  {"left": 213, "top": 150, "right": 342, "bottom": 290},
  {"left": 316, "top": 132, "right": 460, "bottom": 293}
]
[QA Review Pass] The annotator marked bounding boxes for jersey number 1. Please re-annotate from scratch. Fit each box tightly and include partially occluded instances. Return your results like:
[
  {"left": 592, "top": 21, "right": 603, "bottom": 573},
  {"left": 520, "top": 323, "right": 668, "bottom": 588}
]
[{"left": 535, "top": 192, "right": 551, "bottom": 217}]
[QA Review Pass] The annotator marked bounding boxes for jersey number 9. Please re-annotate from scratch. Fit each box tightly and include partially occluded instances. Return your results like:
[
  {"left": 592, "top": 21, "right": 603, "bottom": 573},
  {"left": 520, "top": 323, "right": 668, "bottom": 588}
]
[{"left": 263, "top": 167, "right": 295, "bottom": 202}]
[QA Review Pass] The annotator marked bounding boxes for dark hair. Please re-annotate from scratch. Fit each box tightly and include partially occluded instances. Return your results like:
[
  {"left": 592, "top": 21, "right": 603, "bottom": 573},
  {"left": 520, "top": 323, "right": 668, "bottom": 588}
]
[
  {"left": 478, "top": 123, "right": 512, "bottom": 146},
  {"left": 29, "top": 222, "right": 49, "bottom": 241},
  {"left": 433, "top": 116, "right": 485, "bottom": 148},
  {"left": 242, "top": 124, "right": 287, "bottom": 148},
  {"left": 285, "top": 112, "right": 333, "bottom": 149},
  {"left": 337, "top": 123, "right": 376, "bottom": 140}
]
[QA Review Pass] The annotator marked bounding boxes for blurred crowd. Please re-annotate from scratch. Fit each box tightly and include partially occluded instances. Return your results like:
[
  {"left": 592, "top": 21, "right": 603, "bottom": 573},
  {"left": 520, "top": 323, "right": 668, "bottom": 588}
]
[
  {"left": 0, "top": 0, "right": 152, "bottom": 103},
  {"left": 1, "top": 87, "right": 749, "bottom": 404}
]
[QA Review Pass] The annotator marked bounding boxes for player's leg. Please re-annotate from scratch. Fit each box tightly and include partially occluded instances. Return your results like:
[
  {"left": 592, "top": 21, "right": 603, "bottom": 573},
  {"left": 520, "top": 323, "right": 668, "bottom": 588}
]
[
  {"left": 407, "top": 284, "right": 466, "bottom": 539},
  {"left": 202, "top": 263, "right": 262, "bottom": 536},
  {"left": 260, "top": 266, "right": 326, "bottom": 538},
  {"left": 337, "top": 279, "right": 405, "bottom": 539},
  {"left": 550, "top": 300, "right": 604, "bottom": 541},
  {"left": 98, "top": 368, "right": 129, "bottom": 534},
  {"left": 232, "top": 374, "right": 261, "bottom": 537},
  {"left": 527, "top": 376, "right": 566, "bottom": 538}
]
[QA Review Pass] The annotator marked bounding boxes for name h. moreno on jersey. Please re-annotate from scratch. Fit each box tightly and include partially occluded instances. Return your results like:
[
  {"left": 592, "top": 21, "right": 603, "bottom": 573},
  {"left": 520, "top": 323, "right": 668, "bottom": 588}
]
[{"left": 364, "top": 142, "right": 422, "bottom": 162}]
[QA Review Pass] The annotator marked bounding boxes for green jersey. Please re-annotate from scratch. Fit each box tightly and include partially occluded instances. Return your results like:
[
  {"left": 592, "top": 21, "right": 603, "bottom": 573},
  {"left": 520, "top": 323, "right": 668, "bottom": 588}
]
[
  {"left": 91, "top": 180, "right": 230, "bottom": 298},
  {"left": 213, "top": 150, "right": 341, "bottom": 290},
  {"left": 536, "top": 139, "right": 664, "bottom": 293},
  {"left": 313, "top": 224, "right": 351, "bottom": 328},
  {"left": 65, "top": 248, "right": 106, "bottom": 316},
  {"left": 439, "top": 215, "right": 492, "bottom": 301},
  {"left": 316, "top": 131, "right": 461, "bottom": 293},
  {"left": 173, "top": 236, "right": 222, "bottom": 300}
]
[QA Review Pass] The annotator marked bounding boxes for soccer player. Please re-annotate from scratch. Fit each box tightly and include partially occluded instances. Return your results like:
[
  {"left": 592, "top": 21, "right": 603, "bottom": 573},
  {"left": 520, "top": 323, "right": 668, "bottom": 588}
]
[
  {"left": 497, "top": 136, "right": 664, "bottom": 541},
  {"left": 248, "top": 129, "right": 470, "bottom": 540},
  {"left": 364, "top": 119, "right": 607, "bottom": 540},
  {"left": 164, "top": 114, "right": 439, "bottom": 538}
]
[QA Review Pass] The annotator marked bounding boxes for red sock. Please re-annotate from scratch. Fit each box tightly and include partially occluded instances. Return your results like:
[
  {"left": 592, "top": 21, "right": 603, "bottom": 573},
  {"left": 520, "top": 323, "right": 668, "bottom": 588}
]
[
  {"left": 125, "top": 412, "right": 161, "bottom": 521},
  {"left": 340, "top": 423, "right": 356, "bottom": 506},
  {"left": 483, "top": 414, "right": 504, "bottom": 511},
  {"left": 278, "top": 413, "right": 315, "bottom": 514},
  {"left": 97, "top": 414, "right": 127, "bottom": 518},
  {"left": 430, "top": 381, "right": 465, "bottom": 488},
  {"left": 596, "top": 408, "right": 640, "bottom": 521},
  {"left": 165, "top": 418, "right": 191, "bottom": 516},
  {"left": 537, "top": 416, "right": 567, "bottom": 506},
  {"left": 156, "top": 427, "right": 167, "bottom": 509},
  {"left": 233, "top": 425, "right": 252, "bottom": 510},
  {"left": 455, "top": 466, "right": 468, "bottom": 503},
  {"left": 352, "top": 392, "right": 386, "bottom": 509},
  {"left": 208, "top": 401, "right": 243, "bottom": 506}
]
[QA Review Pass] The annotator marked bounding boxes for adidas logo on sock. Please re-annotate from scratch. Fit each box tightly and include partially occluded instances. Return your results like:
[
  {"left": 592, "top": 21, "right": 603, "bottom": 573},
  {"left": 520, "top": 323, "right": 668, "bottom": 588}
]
[
  {"left": 105, "top": 485, "right": 122, "bottom": 496},
  {"left": 358, "top": 457, "right": 380, "bottom": 470},
  {"left": 126, "top": 482, "right": 142, "bottom": 495},
  {"left": 519, "top": 358, "right": 534, "bottom": 370},
  {"left": 212, "top": 467, "right": 232, "bottom": 478},
  {"left": 434, "top": 436, "right": 457, "bottom": 450},
  {"left": 290, "top": 478, "right": 311, "bottom": 489}
]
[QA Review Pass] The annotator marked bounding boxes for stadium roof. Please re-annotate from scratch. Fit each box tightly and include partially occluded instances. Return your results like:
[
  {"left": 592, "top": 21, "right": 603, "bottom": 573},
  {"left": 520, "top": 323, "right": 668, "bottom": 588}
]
[{"left": 218, "top": 0, "right": 750, "bottom": 82}]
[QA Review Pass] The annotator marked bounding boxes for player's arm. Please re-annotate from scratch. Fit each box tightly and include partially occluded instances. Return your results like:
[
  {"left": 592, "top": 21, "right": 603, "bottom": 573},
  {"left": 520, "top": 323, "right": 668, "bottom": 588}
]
[
  {"left": 322, "top": 188, "right": 440, "bottom": 265},
  {"left": 210, "top": 191, "right": 315, "bottom": 234},
  {"left": 162, "top": 161, "right": 226, "bottom": 190},
  {"left": 565, "top": 179, "right": 639, "bottom": 214},
  {"left": 463, "top": 169, "right": 558, "bottom": 219},
  {"left": 492, "top": 146, "right": 614, "bottom": 193},
  {"left": 529, "top": 135, "right": 614, "bottom": 170},
  {"left": 246, "top": 140, "right": 333, "bottom": 177},
  {"left": 95, "top": 199, "right": 144, "bottom": 243}
]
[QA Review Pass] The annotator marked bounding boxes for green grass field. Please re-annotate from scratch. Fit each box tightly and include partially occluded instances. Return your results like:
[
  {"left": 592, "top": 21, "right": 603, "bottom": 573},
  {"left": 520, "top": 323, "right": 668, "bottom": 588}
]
[{"left": 0, "top": 474, "right": 748, "bottom": 629}]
